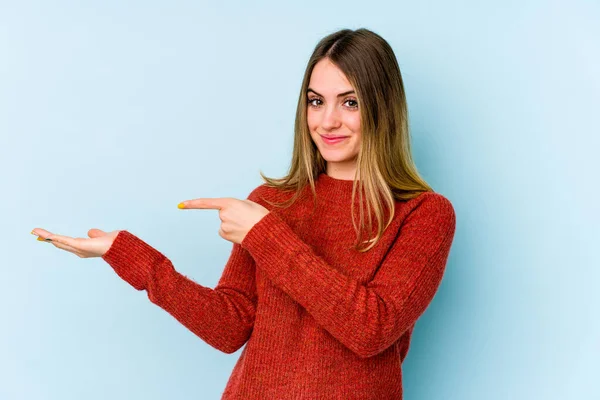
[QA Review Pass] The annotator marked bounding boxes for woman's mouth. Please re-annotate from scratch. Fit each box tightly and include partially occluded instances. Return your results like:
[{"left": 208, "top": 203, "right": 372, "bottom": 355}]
[{"left": 321, "top": 136, "right": 349, "bottom": 145}]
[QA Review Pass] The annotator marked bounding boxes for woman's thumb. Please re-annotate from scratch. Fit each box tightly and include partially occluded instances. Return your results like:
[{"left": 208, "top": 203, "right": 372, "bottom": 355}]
[{"left": 87, "top": 228, "right": 106, "bottom": 238}]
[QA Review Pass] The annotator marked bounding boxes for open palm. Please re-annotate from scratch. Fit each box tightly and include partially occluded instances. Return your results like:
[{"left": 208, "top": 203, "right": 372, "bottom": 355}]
[{"left": 31, "top": 228, "right": 120, "bottom": 258}]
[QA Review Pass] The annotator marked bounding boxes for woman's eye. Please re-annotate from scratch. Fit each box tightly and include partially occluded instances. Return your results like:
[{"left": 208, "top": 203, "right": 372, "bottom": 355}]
[
  {"left": 308, "top": 98, "right": 322, "bottom": 107},
  {"left": 345, "top": 99, "right": 359, "bottom": 108}
]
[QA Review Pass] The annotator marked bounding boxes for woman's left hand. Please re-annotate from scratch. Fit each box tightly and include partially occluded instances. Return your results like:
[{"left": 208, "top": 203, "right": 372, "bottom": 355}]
[{"left": 178, "top": 197, "right": 270, "bottom": 244}]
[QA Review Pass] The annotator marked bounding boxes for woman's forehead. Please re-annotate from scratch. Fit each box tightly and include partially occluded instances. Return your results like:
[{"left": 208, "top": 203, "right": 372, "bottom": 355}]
[{"left": 309, "top": 59, "right": 353, "bottom": 94}]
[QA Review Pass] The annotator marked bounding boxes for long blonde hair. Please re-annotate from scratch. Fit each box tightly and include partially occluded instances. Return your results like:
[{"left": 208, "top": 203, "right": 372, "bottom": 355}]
[{"left": 258, "top": 28, "right": 434, "bottom": 252}]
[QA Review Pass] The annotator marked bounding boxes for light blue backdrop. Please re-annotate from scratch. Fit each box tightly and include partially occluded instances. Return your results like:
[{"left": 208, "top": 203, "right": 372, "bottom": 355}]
[{"left": 2, "top": 1, "right": 598, "bottom": 399}]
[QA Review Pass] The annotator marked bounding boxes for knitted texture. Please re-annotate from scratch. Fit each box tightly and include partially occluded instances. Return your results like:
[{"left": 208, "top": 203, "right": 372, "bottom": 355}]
[{"left": 101, "top": 172, "right": 456, "bottom": 399}]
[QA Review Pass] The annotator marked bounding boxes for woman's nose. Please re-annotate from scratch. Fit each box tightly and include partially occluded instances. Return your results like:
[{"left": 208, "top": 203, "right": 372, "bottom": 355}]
[{"left": 321, "top": 105, "right": 342, "bottom": 130}]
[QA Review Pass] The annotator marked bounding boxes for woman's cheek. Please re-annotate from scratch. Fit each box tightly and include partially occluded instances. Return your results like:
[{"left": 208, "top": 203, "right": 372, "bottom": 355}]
[
  {"left": 307, "top": 119, "right": 319, "bottom": 136},
  {"left": 306, "top": 111, "right": 317, "bottom": 131},
  {"left": 349, "top": 113, "right": 361, "bottom": 132}
]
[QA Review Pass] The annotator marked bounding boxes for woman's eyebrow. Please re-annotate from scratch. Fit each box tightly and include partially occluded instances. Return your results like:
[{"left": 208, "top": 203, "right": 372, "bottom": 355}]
[{"left": 307, "top": 88, "right": 355, "bottom": 97}]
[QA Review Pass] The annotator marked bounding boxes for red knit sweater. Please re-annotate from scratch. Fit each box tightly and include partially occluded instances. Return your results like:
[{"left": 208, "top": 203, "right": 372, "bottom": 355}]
[{"left": 101, "top": 172, "right": 456, "bottom": 399}]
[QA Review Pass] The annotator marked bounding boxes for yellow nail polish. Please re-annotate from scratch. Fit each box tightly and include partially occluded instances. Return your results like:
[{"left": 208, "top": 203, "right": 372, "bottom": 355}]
[
  {"left": 178, "top": 203, "right": 185, "bottom": 209},
  {"left": 37, "top": 237, "right": 45, "bottom": 241},
  {"left": 31, "top": 230, "right": 37, "bottom": 235}
]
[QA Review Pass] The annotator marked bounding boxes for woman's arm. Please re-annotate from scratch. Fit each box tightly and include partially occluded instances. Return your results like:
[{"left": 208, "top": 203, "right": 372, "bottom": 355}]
[
  {"left": 102, "top": 232, "right": 257, "bottom": 354},
  {"left": 240, "top": 192, "right": 456, "bottom": 359}
]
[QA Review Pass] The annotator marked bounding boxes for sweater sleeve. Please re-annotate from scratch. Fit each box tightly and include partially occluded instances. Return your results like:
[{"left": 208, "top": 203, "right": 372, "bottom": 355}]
[
  {"left": 240, "top": 192, "right": 456, "bottom": 359},
  {"left": 101, "top": 231, "right": 257, "bottom": 354}
]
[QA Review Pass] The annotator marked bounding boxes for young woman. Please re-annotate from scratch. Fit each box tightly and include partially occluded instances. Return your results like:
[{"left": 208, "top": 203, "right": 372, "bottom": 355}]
[{"left": 32, "top": 28, "right": 456, "bottom": 399}]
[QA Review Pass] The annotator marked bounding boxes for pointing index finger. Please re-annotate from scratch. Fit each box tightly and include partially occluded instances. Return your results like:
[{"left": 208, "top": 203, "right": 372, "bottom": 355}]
[{"left": 179, "top": 198, "right": 229, "bottom": 210}]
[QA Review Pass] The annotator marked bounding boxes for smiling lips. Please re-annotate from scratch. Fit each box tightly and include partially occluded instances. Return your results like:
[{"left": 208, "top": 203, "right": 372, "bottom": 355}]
[{"left": 321, "top": 135, "right": 349, "bottom": 145}]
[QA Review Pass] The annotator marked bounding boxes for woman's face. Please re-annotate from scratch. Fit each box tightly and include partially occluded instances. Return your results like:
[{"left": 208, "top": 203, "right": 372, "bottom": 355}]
[{"left": 307, "top": 58, "right": 361, "bottom": 179}]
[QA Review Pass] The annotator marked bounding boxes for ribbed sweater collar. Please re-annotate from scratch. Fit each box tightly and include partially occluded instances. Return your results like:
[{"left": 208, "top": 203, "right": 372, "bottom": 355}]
[{"left": 314, "top": 172, "right": 358, "bottom": 204}]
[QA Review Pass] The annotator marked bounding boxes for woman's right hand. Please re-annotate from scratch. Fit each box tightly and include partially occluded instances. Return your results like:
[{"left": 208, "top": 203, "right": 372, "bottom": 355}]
[{"left": 31, "top": 228, "right": 121, "bottom": 258}]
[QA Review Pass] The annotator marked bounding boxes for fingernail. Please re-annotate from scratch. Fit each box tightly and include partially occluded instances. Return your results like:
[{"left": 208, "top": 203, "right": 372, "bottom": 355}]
[
  {"left": 177, "top": 203, "right": 185, "bottom": 209},
  {"left": 31, "top": 230, "right": 37, "bottom": 236},
  {"left": 37, "top": 237, "right": 52, "bottom": 242}
]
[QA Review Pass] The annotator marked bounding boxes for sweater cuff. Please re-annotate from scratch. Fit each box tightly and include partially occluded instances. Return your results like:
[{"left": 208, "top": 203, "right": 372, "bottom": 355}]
[
  {"left": 101, "top": 230, "right": 167, "bottom": 291},
  {"left": 240, "top": 211, "right": 305, "bottom": 279}
]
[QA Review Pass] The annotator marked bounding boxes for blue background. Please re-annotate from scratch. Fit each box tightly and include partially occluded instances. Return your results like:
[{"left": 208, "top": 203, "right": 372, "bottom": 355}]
[{"left": 2, "top": 1, "right": 599, "bottom": 399}]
